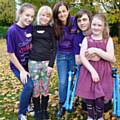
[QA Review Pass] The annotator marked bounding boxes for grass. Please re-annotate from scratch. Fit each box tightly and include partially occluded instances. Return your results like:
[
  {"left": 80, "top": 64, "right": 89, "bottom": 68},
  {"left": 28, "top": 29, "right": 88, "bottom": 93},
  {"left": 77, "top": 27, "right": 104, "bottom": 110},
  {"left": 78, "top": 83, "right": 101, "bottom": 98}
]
[{"left": 0, "top": 38, "right": 120, "bottom": 120}]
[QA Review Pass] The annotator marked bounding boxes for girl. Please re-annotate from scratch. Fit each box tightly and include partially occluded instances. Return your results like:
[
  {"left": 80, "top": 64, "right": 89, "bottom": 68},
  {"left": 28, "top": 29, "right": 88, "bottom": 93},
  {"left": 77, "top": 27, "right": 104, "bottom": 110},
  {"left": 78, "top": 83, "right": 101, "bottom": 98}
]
[
  {"left": 6, "top": 3, "right": 35, "bottom": 120},
  {"left": 53, "top": 1, "right": 77, "bottom": 118},
  {"left": 28, "top": 6, "right": 56, "bottom": 120},
  {"left": 76, "top": 13, "right": 116, "bottom": 120}
]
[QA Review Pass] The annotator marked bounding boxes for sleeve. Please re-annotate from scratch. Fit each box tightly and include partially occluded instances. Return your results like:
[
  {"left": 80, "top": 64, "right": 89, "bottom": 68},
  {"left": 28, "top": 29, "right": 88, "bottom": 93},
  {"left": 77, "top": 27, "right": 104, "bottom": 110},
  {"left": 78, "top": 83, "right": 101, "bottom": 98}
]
[
  {"left": 73, "top": 32, "right": 84, "bottom": 55},
  {"left": 73, "top": 34, "right": 80, "bottom": 55},
  {"left": 70, "top": 16, "right": 78, "bottom": 33},
  {"left": 6, "top": 28, "right": 16, "bottom": 53},
  {"left": 48, "top": 28, "right": 57, "bottom": 67}
]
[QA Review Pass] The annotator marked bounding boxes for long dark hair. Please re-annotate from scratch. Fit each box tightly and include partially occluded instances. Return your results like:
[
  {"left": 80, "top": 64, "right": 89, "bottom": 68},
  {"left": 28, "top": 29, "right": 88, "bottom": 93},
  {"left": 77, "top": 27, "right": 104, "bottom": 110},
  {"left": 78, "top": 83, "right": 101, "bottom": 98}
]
[{"left": 53, "top": 1, "right": 71, "bottom": 40}]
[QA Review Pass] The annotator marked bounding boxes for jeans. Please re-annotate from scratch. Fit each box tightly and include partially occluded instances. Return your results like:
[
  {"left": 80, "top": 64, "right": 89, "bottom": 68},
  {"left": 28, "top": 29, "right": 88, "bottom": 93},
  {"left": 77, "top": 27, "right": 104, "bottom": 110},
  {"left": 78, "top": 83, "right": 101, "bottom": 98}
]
[
  {"left": 12, "top": 68, "right": 33, "bottom": 115},
  {"left": 56, "top": 51, "right": 75, "bottom": 103}
]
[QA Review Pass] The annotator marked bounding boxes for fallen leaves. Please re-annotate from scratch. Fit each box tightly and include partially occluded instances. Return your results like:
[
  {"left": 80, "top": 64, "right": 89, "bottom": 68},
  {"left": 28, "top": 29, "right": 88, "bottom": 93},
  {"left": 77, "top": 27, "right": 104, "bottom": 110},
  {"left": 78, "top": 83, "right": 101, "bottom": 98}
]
[{"left": 0, "top": 38, "right": 120, "bottom": 120}]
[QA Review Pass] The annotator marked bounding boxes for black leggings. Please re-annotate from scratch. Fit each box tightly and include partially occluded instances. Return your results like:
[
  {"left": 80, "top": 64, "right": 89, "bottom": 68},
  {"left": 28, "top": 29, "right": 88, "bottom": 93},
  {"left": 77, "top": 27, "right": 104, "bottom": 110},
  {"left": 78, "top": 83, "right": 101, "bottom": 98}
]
[{"left": 85, "top": 97, "right": 104, "bottom": 119}]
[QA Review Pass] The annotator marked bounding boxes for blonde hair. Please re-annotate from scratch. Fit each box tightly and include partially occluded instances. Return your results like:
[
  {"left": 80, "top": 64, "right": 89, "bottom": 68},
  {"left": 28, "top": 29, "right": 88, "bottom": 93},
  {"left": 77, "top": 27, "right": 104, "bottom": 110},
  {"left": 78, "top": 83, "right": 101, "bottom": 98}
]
[
  {"left": 92, "top": 13, "right": 109, "bottom": 39},
  {"left": 36, "top": 6, "right": 53, "bottom": 25}
]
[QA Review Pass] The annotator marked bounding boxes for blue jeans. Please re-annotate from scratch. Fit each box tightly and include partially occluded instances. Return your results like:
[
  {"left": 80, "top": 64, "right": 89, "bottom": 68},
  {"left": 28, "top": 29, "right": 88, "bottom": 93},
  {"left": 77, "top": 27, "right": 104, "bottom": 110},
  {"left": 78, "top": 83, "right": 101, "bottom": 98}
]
[
  {"left": 56, "top": 52, "right": 75, "bottom": 103},
  {"left": 12, "top": 69, "right": 33, "bottom": 115}
]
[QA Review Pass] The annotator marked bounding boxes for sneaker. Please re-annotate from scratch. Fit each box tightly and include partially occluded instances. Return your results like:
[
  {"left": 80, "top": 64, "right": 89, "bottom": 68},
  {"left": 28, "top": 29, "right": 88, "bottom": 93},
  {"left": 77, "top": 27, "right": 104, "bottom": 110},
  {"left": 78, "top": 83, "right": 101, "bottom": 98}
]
[
  {"left": 18, "top": 114, "right": 27, "bottom": 120},
  {"left": 98, "top": 117, "right": 104, "bottom": 120},
  {"left": 28, "top": 105, "right": 35, "bottom": 117},
  {"left": 56, "top": 107, "right": 65, "bottom": 119},
  {"left": 87, "top": 116, "right": 94, "bottom": 120},
  {"left": 104, "top": 100, "right": 112, "bottom": 112}
]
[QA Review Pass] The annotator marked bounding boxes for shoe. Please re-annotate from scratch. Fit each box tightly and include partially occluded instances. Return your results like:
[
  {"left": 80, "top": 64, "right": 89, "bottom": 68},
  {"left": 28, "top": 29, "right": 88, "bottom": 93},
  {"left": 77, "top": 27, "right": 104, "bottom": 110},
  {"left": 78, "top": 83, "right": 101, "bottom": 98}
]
[
  {"left": 56, "top": 106, "right": 65, "bottom": 119},
  {"left": 28, "top": 105, "right": 35, "bottom": 117},
  {"left": 81, "top": 99, "right": 87, "bottom": 112},
  {"left": 18, "top": 114, "right": 27, "bottom": 120},
  {"left": 104, "top": 100, "right": 112, "bottom": 112},
  {"left": 87, "top": 116, "right": 94, "bottom": 120},
  {"left": 98, "top": 117, "right": 104, "bottom": 120}
]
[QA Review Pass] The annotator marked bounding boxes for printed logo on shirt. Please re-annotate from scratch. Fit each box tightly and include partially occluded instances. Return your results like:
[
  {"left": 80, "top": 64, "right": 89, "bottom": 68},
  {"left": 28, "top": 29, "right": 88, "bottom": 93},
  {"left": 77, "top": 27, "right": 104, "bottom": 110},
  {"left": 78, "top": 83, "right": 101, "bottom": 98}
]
[
  {"left": 25, "top": 33, "right": 32, "bottom": 38},
  {"left": 79, "top": 43, "right": 82, "bottom": 47}
]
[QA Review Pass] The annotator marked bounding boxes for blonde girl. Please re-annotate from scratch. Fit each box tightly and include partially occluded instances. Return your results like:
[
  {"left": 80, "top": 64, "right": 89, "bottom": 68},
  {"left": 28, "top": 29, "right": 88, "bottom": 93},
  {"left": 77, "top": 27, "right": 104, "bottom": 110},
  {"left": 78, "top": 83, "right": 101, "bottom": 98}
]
[
  {"left": 76, "top": 13, "right": 116, "bottom": 120},
  {"left": 28, "top": 6, "right": 56, "bottom": 120}
]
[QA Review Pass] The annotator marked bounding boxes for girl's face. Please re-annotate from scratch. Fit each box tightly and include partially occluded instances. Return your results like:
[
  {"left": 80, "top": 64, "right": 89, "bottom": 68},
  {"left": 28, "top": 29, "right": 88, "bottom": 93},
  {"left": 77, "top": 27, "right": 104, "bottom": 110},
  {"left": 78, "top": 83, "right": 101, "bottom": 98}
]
[
  {"left": 58, "top": 5, "right": 69, "bottom": 25},
  {"left": 18, "top": 8, "right": 35, "bottom": 27},
  {"left": 91, "top": 17, "right": 104, "bottom": 36},
  {"left": 39, "top": 12, "right": 51, "bottom": 26},
  {"left": 77, "top": 14, "right": 90, "bottom": 32}
]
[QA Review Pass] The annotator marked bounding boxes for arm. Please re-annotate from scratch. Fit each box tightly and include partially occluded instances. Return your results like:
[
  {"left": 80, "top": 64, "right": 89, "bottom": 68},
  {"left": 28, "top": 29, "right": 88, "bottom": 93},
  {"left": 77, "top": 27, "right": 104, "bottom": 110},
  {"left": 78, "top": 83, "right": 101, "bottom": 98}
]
[
  {"left": 75, "top": 41, "right": 100, "bottom": 64},
  {"left": 73, "top": 33, "right": 84, "bottom": 65},
  {"left": 87, "top": 37, "right": 116, "bottom": 63},
  {"left": 8, "top": 53, "right": 29, "bottom": 84},
  {"left": 85, "top": 52, "right": 101, "bottom": 61},
  {"left": 47, "top": 28, "right": 57, "bottom": 76},
  {"left": 75, "top": 55, "right": 82, "bottom": 65},
  {"left": 80, "top": 37, "right": 100, "bottom": 82}
]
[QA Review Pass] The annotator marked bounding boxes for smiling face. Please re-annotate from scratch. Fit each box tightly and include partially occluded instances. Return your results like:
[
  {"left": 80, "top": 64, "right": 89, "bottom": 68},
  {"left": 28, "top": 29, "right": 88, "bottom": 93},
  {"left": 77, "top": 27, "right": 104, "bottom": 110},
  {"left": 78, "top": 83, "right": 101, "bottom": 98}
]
[
  {"left": 18, "top": 8, "right": 35, "bottom": 28},
  {"left": 91, "top": 17, "right": 104, "bottom": 37},
  {"left": 39, "top": 12, "right": 51, "bottom": 26},
  {"left": 58, "top": 5, "right": 69, "bottom": 25},
  {"left": 37, "top": 6, "right": 52, "bottom": 26},
  {"left": 77, "top": 13, "right": 90, "bottom": 32}
]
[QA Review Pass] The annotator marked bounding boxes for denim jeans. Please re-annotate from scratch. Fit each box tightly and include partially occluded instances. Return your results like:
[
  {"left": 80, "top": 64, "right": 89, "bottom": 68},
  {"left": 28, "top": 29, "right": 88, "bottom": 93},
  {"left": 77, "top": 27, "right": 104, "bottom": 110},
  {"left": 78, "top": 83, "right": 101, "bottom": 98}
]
[
  {"left": 56, "top": 51, "right": 75, "bottom": 103},
  {"left": 12, "top": 68, "right": 33, "bottom": 115}
]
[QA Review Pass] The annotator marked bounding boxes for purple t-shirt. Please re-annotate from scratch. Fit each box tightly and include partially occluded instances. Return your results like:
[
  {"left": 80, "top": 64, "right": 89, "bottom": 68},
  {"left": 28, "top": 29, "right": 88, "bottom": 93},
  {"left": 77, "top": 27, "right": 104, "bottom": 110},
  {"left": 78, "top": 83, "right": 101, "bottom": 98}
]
[
  {"left": 57, "top": 16, "right": 77, "bottom": 53},
  {"left": 73, "top": 31, "right": 84, "bottom": 55},
  {"left": 6, "top": 23, "right": 33, "bottom": 71}
]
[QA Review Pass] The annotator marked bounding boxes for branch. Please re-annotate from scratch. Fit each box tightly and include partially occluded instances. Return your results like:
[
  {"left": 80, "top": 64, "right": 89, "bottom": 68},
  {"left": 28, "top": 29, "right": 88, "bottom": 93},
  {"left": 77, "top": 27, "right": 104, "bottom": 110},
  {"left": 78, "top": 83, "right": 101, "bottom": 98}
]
[{"left": 101, "top": 1, "right": 110, "bottom": 13}]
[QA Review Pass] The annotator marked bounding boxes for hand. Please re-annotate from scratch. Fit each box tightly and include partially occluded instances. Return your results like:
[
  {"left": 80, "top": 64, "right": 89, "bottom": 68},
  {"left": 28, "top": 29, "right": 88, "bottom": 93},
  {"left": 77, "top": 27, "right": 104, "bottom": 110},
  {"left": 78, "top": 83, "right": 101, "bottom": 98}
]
[
  {"left": 20, "top": 70, "right": 30, "bottom": 84},
  {"left": 85, "top": 49, "right": 100, "bottom": 61},
  {"left": 87, "top": 47, "right": 97, "bottom": 54},
  {"left": 90, "top": 70, "right": 100, "bottom": 83},
  {"left": 47, "top": 67, "right": 53, "bottom": 77}
]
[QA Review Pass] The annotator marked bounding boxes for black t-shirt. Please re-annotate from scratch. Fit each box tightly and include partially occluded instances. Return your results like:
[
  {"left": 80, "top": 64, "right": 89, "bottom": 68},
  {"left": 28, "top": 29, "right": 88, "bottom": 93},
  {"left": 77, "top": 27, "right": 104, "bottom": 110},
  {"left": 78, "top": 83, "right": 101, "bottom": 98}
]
[{"left": 29, "top": 25, "right": 56, "bottom": 67}]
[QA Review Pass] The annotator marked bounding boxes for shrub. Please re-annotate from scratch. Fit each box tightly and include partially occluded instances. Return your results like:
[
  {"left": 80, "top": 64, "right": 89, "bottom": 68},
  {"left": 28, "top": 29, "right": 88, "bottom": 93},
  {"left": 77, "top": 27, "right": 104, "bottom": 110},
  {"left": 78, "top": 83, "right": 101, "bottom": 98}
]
[{"left": 0, "top": 26, "right": 8, "bottom": 38}]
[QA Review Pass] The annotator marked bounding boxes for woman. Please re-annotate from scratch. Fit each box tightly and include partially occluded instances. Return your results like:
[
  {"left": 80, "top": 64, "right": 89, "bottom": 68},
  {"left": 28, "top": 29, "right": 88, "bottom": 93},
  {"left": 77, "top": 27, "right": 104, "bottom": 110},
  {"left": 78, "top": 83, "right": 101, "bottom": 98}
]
[{"left": 53, "top": 1, "right": 77, "bottom": 118}]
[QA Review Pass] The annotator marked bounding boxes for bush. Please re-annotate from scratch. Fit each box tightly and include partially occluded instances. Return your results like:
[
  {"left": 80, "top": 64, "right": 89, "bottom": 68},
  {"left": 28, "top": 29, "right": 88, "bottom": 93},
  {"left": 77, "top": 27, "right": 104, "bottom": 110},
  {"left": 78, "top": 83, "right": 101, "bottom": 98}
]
[{"left": 0, "top": 26, "right": 8, "bottom": 38}]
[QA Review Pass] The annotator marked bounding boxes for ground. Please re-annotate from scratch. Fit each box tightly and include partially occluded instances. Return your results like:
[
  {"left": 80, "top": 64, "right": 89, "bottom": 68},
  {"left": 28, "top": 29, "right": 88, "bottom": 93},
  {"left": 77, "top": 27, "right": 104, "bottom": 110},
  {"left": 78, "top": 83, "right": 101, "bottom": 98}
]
[{"left": 0, "top": 37, "right": 120, "bottom": 120}]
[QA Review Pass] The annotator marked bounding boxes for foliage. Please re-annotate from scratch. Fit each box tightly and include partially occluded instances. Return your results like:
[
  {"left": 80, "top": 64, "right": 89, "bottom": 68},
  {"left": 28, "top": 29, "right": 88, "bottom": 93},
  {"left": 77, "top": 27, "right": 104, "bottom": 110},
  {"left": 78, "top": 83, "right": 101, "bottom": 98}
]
[
  {"left": 21, "top": 0, "right": 55, "bottom": 9},
  {"left": 16, "top": 0, "right": 120, "bottom": 41},
  {"left": 0, "top": 26, "right": 8, "bottom": 38},
  {"left": 70, "top": 2, "right": 95, "bottom": 15},
  {"left": 0, "top": 0, "right": 16, "bottom": 26},
  {"left": 21, "top": 0, "right": 74, "bottom": 10}
]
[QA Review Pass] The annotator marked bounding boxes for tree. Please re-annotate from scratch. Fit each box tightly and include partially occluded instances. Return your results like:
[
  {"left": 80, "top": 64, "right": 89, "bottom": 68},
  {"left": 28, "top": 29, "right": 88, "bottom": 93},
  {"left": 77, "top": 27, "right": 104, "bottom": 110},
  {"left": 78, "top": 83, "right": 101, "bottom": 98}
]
[
  {"left": 20, "top": 0, "right": 120, "bottom": 39},
  {"left": 21, "top": 0, "right": 74, "bottom": 10},
  {"left": 0, "top": 0, "right": 16, "bottom": 26},
  {"left": 72, "top": 0, "right": 120, "bottom": 40},
  {"left": 100, "top": 0, "right": 120, "bottom": 41}
]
